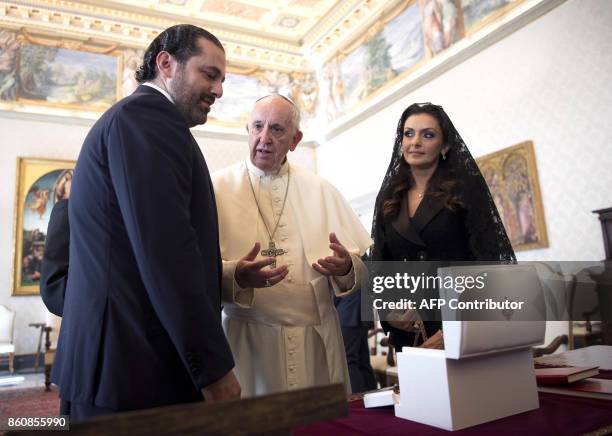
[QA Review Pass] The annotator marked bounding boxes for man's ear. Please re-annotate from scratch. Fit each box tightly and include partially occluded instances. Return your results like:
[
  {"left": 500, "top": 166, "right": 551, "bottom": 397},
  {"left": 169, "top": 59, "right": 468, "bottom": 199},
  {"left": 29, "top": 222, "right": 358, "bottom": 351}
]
[
  {"left": 155, "top": 51, "right": 175, "bottom": 80},
  {"left": 290, "top": 130, "right": 303, "bottom": 152}
]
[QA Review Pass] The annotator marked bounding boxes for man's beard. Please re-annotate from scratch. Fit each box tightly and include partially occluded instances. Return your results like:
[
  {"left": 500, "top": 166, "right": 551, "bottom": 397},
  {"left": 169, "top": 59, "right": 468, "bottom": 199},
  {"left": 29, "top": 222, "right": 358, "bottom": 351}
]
[{"left": 168, "top": 69, "right": 210, "bottom": 128}]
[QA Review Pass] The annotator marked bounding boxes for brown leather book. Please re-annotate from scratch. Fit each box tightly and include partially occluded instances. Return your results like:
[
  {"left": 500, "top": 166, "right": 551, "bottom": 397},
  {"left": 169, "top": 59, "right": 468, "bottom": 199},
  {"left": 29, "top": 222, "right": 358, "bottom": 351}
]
[
  {"left": 535, "top": 366, "right": 599, "bottom": 384},
  {"left": 538, "top": 378, "right": 612, "bottom": 401}
]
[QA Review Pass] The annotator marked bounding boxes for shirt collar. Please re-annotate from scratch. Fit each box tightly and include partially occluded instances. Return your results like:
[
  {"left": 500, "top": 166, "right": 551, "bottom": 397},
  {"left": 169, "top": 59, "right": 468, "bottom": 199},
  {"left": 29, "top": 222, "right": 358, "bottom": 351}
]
[
  {"left": 246, "top": 158, "right": 289, "bottom": 179},
  {"left": 143, "top": 82, "right": 174, "bottom": 104}
]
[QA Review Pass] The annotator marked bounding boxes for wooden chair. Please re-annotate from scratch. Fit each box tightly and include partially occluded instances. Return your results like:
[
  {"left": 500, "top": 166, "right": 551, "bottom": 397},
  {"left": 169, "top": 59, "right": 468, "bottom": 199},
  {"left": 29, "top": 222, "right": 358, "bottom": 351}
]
[
  {"left": 43, "top": 313, "right": 61, "bottom": 390},
  {"left": 532, "top": 334, "right": 568, "bottom": 358},
  {"left": 0, "top": 304, "right": 16, "bottom": 374},
  {"left": 368, "top": 327, "right": 396, "bottom": 388}
]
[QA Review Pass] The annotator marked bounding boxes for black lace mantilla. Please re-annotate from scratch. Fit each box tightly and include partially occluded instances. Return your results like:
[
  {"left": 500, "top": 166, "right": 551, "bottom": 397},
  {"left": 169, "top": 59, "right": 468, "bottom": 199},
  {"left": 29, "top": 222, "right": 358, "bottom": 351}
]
[{"left": 370, "top": 103, "right": 516, "bottom": 263}]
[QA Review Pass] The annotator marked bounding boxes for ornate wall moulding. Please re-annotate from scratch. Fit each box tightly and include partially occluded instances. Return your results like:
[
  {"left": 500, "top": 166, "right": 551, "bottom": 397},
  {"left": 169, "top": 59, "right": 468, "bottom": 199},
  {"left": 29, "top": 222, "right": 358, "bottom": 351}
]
[
  {"left": 322, "top": 0, "right": 567, "bottom": 140},
  {"left": 0, "top": 1, "right": 309, "bottom": 71}
]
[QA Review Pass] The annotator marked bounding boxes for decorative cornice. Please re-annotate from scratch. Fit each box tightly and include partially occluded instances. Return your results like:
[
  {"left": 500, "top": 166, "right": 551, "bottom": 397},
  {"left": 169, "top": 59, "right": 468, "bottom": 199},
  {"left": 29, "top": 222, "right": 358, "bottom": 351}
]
[
  {"left": 224, "top": 41, "right": 310, "bottom": 72},
  {"left": 301, "top": 0, "right": 359, "bottom": 47},
  {"left": 21, "top": 28, "right": 118, "bottom": 52},
  {"left": 12, "top": 0, "right": 305, "bottom": 47},
  {"left": 0, "top": 0, "right": 413, "bottom": 71},
  {"left": 0, "top": 2, "right": 172, "bottom": 46},
  {"left": 0, "top": 1, "right": 312, "bottom": 71}
]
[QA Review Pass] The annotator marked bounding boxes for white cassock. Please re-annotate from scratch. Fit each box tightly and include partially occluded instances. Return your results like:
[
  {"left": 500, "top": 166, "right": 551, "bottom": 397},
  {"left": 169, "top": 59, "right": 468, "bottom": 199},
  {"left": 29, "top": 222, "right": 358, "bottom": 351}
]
[{"left": 212, "top": 160, "right": 372, "bottom": 397}]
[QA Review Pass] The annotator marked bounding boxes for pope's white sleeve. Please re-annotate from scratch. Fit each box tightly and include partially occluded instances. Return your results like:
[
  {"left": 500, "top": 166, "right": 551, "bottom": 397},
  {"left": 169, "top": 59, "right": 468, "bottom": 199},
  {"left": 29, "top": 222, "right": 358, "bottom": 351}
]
[
  {"left": 330, "top": 252, "right": 366, "bottom": 297},
  {"left": 221, "top": 260, "right": 255, "bottom": 308}
]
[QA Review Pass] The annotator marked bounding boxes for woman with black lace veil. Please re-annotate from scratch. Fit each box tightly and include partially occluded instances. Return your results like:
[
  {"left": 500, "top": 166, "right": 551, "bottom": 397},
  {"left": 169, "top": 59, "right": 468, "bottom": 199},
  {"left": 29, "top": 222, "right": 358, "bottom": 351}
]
[{"left": 370, "top": 102, "right": 515, "bottom": 352}]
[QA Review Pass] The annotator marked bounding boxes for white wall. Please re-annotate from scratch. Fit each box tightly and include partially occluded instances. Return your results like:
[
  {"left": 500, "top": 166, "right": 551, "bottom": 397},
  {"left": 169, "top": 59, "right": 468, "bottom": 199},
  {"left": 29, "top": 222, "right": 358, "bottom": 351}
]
[
  {"left": 318, "top": 0, "right": 612, "bottom": 262},
  {"left": 0, "top": 111, "right": 315, "bottom": 354}
]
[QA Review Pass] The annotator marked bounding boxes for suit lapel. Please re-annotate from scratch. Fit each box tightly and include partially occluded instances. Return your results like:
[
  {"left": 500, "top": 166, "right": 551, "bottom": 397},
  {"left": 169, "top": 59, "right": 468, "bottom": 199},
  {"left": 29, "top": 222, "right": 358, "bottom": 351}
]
[
  {"left": 411, "top": 195, "right": 445, "bottom": 235},
  {"left": 390, "top": 196, "right": 426, "bottom": 247}
]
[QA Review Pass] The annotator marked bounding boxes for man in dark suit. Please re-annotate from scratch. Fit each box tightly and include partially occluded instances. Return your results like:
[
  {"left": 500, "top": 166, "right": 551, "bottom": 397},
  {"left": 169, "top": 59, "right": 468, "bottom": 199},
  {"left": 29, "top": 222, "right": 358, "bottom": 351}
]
[
  {"left": 52, "top": 24, "right": 240, "bottom": 421},
  {"left": 334, "top": 290, "right": 377, "bottom": 393},
  {"left": 40, "top": 199, "right": 71, "bottom": 414},
  {"left": 40, "top": 170, "right": 72, "bottom": 316},
  {"left": 40, "top": 198, "right": 69, "bottom": 317}
]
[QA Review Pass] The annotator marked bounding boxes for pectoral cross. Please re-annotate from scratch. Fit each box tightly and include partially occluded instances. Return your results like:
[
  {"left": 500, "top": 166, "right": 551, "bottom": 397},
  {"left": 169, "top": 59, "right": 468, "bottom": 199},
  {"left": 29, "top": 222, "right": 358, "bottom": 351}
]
[{"left": 260, "top": 240, "right": 286, "bottom": 268}]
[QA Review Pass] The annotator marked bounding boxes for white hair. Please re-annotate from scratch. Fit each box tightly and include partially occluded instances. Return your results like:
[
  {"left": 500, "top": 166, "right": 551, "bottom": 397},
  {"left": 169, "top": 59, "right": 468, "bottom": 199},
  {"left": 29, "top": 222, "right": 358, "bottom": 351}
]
[{"left": 255, "top": 93, "right": 301, "bottom": 132}]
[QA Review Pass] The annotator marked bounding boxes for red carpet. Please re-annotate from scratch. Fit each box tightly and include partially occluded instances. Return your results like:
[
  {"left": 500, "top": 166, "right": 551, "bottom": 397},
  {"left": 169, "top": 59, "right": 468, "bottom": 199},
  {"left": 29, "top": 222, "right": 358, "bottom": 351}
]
[{"left": 0, "top": 387, "right": 60, "bottom": 418}]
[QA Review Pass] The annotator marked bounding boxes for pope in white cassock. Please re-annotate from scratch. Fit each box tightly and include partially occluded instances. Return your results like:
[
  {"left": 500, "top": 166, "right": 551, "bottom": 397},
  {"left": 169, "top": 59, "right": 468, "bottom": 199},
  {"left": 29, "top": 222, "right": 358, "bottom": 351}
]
[{"left": 212, "top": 94, "right": 372, "bottom": 397}]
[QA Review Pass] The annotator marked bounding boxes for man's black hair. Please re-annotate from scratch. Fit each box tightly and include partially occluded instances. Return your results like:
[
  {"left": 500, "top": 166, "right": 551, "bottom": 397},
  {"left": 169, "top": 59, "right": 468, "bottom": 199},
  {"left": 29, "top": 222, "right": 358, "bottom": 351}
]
[{"left": 135, "top": 24, "right": 224, "bottom": 83}]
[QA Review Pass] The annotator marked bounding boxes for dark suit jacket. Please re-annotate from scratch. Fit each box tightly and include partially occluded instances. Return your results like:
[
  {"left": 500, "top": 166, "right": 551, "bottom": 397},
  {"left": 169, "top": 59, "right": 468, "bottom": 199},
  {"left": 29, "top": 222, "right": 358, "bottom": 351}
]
[
  {"left": 52, "top": 85, "right": 234, "bottom": 411},
  {"left": 334, "top": 290, "right": 362, "bottom": 328},
  {"left": 377, "top": 196, "right": 473, "bottom": 350},
  {"left": 377, "top": 197, "right": 472, "bottom": 263},
  {"left": 40, "top": 199, "right": 70, "bottom": 317},
  {"left": 334, "top": 290, "right": 374, "bottom": 329}
]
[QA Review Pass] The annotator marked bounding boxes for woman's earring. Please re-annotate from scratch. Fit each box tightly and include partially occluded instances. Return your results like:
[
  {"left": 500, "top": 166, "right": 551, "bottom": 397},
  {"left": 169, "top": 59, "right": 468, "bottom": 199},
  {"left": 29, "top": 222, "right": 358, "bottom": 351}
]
[{"left": 441, "top": 152, "right": 447, "bottom": 160}]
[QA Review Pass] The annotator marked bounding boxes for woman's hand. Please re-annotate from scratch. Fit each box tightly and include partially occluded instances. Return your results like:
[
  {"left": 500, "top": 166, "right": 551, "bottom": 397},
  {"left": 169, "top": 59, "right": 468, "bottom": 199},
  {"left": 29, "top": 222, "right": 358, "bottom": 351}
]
[
  {"left": 420, "top": 329, "right": 444, "bottom": 349},
  {"left": 387, "top": 309, "right": 421, "bottom": 332}
]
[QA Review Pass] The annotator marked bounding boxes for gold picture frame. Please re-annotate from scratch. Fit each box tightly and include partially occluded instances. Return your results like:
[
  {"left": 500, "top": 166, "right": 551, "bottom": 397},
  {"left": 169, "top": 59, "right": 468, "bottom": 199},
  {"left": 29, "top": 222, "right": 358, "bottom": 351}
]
[
  {"left": 12, "top": 157, "right": 76, "bottom": 296},
  {"left": 476, "top": 141, "right": 549, "bottom": 252}
]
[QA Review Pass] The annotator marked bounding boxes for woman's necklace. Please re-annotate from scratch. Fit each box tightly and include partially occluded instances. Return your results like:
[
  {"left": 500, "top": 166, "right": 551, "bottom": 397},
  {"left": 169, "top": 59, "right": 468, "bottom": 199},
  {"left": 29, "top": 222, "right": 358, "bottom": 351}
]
[{"left": 411, "top": 187, "right": 426, "bottom": 198}]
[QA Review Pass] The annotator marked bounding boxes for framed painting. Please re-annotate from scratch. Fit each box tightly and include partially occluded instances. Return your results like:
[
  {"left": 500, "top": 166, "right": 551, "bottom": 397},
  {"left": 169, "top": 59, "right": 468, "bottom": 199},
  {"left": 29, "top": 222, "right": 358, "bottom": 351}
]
[
  {"left": 17, "top": 43, "right": 121, "bottom": 110},
  {"left": 0, "top": 29, "right": 121, "bottom": 111},
  {"left": 326, "top": 0, "right": 425, "bottom": 119},
  {"left": 476, "top": 141, "right": 549, "bottom": 251},
  {"left": 12, "top": 157, "right": 76, "bottom": 296}
]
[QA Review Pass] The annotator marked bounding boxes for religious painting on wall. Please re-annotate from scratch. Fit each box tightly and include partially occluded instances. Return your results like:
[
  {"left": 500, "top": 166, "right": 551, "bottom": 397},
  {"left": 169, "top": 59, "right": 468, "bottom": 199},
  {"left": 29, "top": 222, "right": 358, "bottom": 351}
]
[
  {"left": 209, "top": 69, "right": 319, "bottom": 128},
  {"left": 211, "top": 73, "right": 261, "bottom": 125},
  {"left": 12, "top": 158, "right": 76, "bottom": 296},
  {"left": 322, "top": 0, "right": 529, "bottom": 123},
  {"left": 324, "top": 1, "right": 425, "bottom": 120},
  {"left": 419, "top": 0, "right": 464, "bottom": 57},
  {"left": 0, "top": 29, "right": 121, "bottom": 111},
  {"left": 121, "top": 48, "right": 145, "bottom": 98},
  {"left": 0, "top": 29, "right": 20, "bottom": 102},
  {"left": 461, "top": 0, "right": 515, "bottom": 33},
  {"left": 476, "top": 141, "right": 549, "bottom": 252}
]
